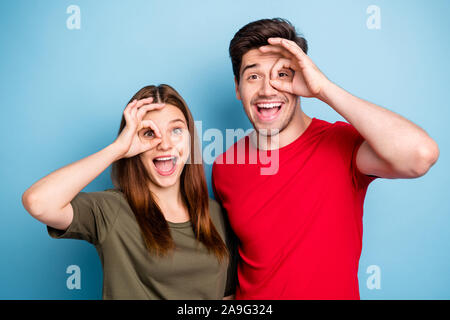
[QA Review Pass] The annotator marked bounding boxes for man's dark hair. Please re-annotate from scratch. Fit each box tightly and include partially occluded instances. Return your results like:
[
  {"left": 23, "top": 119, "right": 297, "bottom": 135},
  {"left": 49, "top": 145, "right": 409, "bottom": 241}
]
[{"left": 229, "top": 18, "right": 308, "bottom": 83}]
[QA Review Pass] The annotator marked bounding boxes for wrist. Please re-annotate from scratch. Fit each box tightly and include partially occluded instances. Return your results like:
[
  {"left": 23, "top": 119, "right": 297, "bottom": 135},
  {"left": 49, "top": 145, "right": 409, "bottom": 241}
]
[
  {"left": 317, "top": 80, "right": 337, "bottom": 103},
  {"left": 107, "top": 142, "right": 126, "bottom": 162}
]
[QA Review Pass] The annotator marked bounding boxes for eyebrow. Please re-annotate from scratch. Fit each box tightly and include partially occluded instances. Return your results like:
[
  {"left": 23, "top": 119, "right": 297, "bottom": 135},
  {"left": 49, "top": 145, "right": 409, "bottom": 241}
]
[
  {"left": 169, "top": 118, "right": 187, "bottom": 125},
  {"left": 240, "top": 63, "right": 259, "bottom": 76},
  {"left": 140, "top": 118, "right": 187, "bottom": 132}
]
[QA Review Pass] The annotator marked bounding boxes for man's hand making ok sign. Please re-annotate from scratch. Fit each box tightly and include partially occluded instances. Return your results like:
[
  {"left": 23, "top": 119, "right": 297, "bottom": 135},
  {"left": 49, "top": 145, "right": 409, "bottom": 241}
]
[{"left": 259, "top": 37, "right": 331, "bottom": 99}]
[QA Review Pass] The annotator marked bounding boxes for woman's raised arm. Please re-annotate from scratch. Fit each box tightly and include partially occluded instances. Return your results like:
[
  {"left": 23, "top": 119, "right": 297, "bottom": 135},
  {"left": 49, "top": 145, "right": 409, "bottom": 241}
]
[{"left": 22, "top": 97, "right": 164, "bottom": 230}]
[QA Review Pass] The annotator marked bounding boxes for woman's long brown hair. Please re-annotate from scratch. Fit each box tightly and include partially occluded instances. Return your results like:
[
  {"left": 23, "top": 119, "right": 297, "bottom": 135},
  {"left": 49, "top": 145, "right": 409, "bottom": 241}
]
[{"left": 111, "top": 84, "right": 228, "bottom": 262}]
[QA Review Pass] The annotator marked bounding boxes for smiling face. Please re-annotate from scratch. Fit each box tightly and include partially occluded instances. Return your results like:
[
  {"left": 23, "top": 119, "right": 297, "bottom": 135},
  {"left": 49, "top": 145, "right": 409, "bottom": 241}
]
[
  {"left": 236, "top": 49, "right": 300, "bottom": 137},
  {"left": 139, "top": 104, "right": 190, "bottom": 189}
]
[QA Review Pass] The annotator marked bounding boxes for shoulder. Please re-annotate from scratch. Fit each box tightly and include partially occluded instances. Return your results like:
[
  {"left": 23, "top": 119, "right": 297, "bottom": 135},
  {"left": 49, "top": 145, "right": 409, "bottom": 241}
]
[
  {"left": 329, "top": 121, "right": 364, "bottom": 150},
  {"left": 309, "top": 117, "right": 340, "bottom": 135},
  {"left": 72, "top": 188, "right": 128, "bottom": 215},
  {"left": 49, "top": 188, "right": 127, "bottom": 244},
  {"left": 208, "top": 197, "right": 223, "bottom": 219},
  {"left": 82, "top": 188, "right": 127, "bottom": 205},
  {"left": 310, "top": 119, "right": 361, "bottom": 146},
  {"left": 212, "top": 134, "right": 252, "bottom": 187},
  {"left": 103, "top": 188, "right": 127, "bottom": 201},
  {"left": 328, "top": 120, "right": 358, "bottom": 137},
  {"left": 208, "top": 198, "right": 226, "bottom": 232},
  {"left": 213, "top": 134, "right": 251, "bottom": 168}
]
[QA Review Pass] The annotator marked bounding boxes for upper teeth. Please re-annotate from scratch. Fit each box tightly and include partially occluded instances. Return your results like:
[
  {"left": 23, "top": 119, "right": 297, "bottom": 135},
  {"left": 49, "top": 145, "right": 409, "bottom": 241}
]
[
  {"left": 155, "top": 157, "right": 175, "bottom": 161},
  {"left": 257, "top": 103, "right": 282, "bottom": 108}
]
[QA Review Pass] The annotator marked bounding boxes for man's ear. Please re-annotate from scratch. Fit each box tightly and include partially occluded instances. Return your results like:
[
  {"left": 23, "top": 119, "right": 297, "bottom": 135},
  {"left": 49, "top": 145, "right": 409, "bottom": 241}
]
[{"left": 234, "top": 77, "right": 241, "bottom": 100}]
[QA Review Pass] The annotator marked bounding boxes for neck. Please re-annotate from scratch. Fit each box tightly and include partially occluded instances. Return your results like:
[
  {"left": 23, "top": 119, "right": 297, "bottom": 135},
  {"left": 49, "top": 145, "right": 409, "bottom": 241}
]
[
  {"left": 148, "top": 180, "right": 189, "bottom": 223},
  {"left": 253, "top": 105, "right": 312, "bottom": 150}
]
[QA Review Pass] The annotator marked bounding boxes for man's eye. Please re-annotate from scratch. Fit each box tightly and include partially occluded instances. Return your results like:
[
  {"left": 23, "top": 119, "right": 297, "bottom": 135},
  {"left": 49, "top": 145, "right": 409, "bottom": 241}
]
[
  {"left": 143, "top": 130, "right": 155, "bottom": 138},
  {"left": 279, "top": 72, "right": 289, "bottom": 78},
  {"left": 247, "top": 74, "right": 259, "bottom": 80}
]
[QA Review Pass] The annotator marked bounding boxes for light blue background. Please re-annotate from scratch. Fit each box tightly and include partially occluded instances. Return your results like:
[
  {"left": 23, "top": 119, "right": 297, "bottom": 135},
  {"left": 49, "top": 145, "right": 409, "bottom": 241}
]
[{"left": 1, "top": 0, "right": 449, "bottom": 299}]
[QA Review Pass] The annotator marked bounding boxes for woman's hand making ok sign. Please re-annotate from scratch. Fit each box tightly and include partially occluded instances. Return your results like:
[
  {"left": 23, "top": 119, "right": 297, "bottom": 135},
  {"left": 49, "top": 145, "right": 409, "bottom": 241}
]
[{"left": 113, "top": 97, "right": 165, "bottom": 159}]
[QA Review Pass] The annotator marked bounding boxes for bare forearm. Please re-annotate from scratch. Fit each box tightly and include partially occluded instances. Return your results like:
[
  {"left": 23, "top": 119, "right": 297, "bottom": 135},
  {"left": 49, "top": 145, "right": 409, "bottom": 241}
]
[
  {"left": 23, "top": 143, "right": 123, "bottom": 217},
  {"left": 318, "top": 82, "right": 438, "bottom": 168}
]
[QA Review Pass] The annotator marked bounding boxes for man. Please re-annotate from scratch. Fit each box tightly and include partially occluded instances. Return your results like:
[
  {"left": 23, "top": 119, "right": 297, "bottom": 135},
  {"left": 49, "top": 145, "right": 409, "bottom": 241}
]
[{"left": 212, "top": 18, "right": 439, "bottom": 299}]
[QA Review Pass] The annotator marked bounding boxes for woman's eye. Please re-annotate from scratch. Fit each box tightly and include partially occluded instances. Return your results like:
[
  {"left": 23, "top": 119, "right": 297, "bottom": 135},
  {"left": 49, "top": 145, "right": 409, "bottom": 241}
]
[
  {"left": 172, "top": 128, "right": 183, "bottom": 135},
  {"left": 143, "top": 130, "right": 155, "bottom": 138}
]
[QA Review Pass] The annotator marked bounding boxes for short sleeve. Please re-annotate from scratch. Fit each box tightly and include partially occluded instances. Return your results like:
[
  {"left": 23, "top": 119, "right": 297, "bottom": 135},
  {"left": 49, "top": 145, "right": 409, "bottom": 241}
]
[
  {"left": 47, "top": 190, "right": 122, "bottom": 245},
  {"left": 330, "top": 122, "right": 378, "bottom": 190}
]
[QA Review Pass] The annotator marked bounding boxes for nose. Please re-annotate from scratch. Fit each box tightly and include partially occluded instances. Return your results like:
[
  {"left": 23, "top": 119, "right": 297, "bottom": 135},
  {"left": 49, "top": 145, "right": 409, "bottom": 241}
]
[
  {"left": 259, "top": 77, "right": 278, "bottom": 97},
  {"left": 156, "top": 132, "right": 173, "bottom": 151}
]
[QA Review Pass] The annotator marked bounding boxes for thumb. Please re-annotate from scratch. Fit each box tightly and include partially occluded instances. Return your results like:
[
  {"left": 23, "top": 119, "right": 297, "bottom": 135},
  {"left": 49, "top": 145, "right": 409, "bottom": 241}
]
[
  {"left": 144, "top": 137, "right": 162, "bottom": 151},
  {"left": 269, "top": 80, "right": 294, "bottom": 94}
]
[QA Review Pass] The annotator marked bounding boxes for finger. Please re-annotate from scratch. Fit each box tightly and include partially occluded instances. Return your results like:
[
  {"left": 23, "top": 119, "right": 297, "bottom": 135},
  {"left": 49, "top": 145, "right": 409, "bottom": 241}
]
[
  {"left": 131, "top": 101, "right": 139, "bottom": 121},
  {"left": 123, "top": 99, "right": 138, "bottom": 125},
  {"left": 270, "top": 58, "right": 295, "bottom": 81},
  {"left": 136, "top": 103, "right": 165, "bottom": 121},
  {"left": 126, "top": 99, "right": 138, "bottom": 110},
  {"left": 124, "top": 99, "right": 137, "bottom": 116},
  {"left": 269, "top": 79, "right": 294, "bottom": 94},
  {"left": 133, "top": 97, "right": 154, "bottom": 121},
  {"left": 140, "top": 119, "right": 162, "bottom": 138},
  {"left": 145, "top": 137, "right": 162, "bottom": 150},
  {"left": 268, "top": 38, "right": 306, "bottom": 61},
  {"left": 259, "top": 45, "right": 294, "bottom": 59},
  {"left": 134, "top": 97, "right": 155, "bottom": 110},
  {"left": 138, "top": 133, "right": 162, "bottom": 153}
]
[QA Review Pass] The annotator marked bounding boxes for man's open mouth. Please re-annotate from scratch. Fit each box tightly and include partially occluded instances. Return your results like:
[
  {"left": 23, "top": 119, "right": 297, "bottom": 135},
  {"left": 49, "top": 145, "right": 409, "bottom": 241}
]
[
  {"left": 152, "top": 156, "right": 178, "bottom": 176},
  {"left": 254, "top": 101, "right": 283, "bottom": 121}
]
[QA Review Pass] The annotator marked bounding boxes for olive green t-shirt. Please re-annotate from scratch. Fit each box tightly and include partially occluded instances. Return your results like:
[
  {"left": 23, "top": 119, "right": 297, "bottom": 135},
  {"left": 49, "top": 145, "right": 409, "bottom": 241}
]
[{"left": 47, "top": 189, "right": 237, "bottom": 300}]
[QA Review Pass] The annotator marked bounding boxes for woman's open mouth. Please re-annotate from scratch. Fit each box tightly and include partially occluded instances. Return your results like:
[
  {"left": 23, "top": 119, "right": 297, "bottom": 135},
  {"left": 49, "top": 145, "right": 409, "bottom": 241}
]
[
  {"left": 152, "top": 156, "right": 178, "bottom": 176},
  {"left": 254, "top": 101, "right": 283, "bottom": 122}
]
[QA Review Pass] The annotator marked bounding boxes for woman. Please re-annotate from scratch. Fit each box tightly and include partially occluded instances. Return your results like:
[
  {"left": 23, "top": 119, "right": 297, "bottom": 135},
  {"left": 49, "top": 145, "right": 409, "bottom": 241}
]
[{"left": 22, "top": 84, "right": 237, "bottom": 300}]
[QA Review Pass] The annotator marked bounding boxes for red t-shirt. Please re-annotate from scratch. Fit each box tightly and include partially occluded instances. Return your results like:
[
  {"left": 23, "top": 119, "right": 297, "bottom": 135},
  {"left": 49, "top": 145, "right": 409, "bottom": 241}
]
[{"left": 212, "top": 117, "right": 377, "bottom": 300}]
